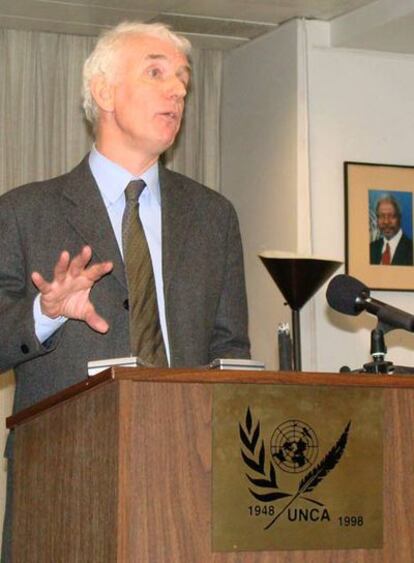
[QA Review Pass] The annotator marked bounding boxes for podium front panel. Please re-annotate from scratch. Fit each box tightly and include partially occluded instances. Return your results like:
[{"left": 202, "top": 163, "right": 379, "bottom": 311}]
[{"left": 10, "top": 371, "right": 414, "bottom": 562}]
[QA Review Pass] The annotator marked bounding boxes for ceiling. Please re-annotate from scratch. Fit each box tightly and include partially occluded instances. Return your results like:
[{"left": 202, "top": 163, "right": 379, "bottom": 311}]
[{"left": 1, "top": 0, "right": 414, "bottom": 53}]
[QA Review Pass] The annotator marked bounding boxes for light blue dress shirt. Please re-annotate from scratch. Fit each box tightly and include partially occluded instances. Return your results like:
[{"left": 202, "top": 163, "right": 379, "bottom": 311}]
[{"left": 34, "top": 146, "right": 170, "bottom": 364}]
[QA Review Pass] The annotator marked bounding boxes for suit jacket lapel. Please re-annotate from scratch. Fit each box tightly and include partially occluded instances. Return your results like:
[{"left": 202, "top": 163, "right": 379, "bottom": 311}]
[
  {"left": 59, "top": 157, "right": 127, "bottom": 289},
  {"left": 160, "top": 165, "right": 193, "bottom": 294}
]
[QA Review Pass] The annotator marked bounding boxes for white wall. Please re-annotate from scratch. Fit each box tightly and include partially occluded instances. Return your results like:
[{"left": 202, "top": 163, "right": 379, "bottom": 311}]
[
  {"left": 221, "top": 19, "right": 300, "bottom": 369},
  {"left": 307, "top": 22, "right": 414, "bottom": 371},
  {"left": 222, "top": 18, "right": 414, "bottom": 373}
]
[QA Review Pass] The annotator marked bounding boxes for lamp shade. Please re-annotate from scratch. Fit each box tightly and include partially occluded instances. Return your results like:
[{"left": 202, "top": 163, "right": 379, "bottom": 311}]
[{"left": 259, "top": 251, "right": 342, "bottom": 310}]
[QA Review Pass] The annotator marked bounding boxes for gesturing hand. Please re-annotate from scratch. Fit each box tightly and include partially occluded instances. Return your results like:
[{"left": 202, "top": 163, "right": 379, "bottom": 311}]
[{"left": 31, "top": 246, "right": 113, "bottom": 334}]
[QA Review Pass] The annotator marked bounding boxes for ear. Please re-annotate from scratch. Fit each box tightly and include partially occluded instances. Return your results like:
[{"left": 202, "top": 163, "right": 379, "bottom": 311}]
[{"left": 90, "top": 74, "right": 115, "bottom": 113}]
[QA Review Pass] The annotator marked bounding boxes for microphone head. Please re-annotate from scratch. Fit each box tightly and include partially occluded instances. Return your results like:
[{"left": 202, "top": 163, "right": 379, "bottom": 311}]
[{"left": 326, "top": 274, "right": 369, "bottom": 316}]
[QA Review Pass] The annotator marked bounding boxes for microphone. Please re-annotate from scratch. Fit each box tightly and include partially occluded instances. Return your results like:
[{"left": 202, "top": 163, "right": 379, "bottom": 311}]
[{"left": 326, "top": 274, "right": 414, "bottom": 332}]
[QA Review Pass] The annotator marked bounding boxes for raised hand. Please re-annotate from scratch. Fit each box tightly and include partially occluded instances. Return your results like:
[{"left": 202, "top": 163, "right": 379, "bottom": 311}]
[{"left": 31, "top": 245, "right": 113, "bottom": 334}]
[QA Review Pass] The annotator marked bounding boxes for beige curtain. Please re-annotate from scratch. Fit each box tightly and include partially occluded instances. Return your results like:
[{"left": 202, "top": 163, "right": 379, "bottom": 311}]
[
  {"left": 0, "top": 25, "right": 222, "bottom": 534},
  {"left": 164, "top": 48, "right": 222, "bottom": 190},
  {"left": 0, "top": 28, "right": 223, "bottom": 191},
  {"left": 0, "top": 30, "right": 95, "bottom": 187}
]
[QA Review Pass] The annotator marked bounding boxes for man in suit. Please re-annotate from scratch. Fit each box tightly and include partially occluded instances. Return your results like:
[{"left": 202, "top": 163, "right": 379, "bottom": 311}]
[
  {"left": 369, "top": 195, "right": 413, "bottom": 266},
  {"left": 0, "top": 21, "right": 250, "bottom": 560}
]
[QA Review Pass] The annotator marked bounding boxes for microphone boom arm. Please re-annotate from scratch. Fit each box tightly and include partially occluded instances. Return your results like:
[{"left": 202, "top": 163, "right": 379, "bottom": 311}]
[{"left": 356, "top": 292, "right": 414, "bottom": 333}]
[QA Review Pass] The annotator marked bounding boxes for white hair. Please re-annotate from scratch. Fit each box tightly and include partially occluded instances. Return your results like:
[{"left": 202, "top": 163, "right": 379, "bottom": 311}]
[{"left": 82, "top": 21, "right": 191, "bottom": 127}]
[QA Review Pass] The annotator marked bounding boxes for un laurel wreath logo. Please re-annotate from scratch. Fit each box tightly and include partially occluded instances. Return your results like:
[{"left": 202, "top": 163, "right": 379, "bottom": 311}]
[{"left": 239, "top": 407, "right": 351, "bottom": 530}]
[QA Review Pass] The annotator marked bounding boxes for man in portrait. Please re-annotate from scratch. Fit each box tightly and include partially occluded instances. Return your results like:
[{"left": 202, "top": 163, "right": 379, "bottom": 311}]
[{"left": 369, "top": 194, "right": 413, "bottom": 266}]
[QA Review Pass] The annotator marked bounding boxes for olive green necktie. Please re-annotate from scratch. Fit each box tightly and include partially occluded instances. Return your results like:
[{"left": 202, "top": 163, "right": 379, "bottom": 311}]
[{"left": 122, "top": 180, "right": 167, "bottom": 366}]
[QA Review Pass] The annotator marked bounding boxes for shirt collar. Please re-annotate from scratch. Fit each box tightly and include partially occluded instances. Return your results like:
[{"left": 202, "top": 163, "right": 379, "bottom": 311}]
[
  {"left": 88, "top": 146, "right": 161, "bottom": 206},
  {"left": 383, "top": 228, "right": 403, "bottom": 250}
]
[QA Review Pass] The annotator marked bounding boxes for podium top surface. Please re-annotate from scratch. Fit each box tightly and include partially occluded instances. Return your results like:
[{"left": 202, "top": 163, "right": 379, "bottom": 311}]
[{"left": 7, "top": 367, "right": 414, "bottom": 429}]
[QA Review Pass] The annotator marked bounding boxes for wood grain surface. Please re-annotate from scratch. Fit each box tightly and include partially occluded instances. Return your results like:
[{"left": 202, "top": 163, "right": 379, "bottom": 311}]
[
  {"left": 12, "top": 380, "right": 119, "bottom": 562},
  {"left": 8, "top": 368, "right": 414, "bottom": 429},
  {"left": 10, "top": 372, "right": 414, "bottom": 561}
]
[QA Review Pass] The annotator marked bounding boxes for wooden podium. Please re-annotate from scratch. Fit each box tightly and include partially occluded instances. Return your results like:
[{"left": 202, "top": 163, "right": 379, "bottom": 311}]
[{"left": 7, "top": 368, "right": 414, "bottom": 562}]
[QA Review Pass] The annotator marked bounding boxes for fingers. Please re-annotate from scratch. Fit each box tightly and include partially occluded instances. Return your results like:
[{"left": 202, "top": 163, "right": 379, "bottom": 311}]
[
  {"left": 85, "top": 260, "right": 113, "bottom": 282},
  {"left": 31, "top": 271, "right": 48, "bottom": 293},
  {"left": 52, "top": 251, "right": 71, "bottom": 283},
  {"left": 68, "top": 246, "right": 92, "bottom": 278},
  {"left": 84, "top": 305, "right": 110, "bottom": 334},
  {"left": 61, "top": 246, "right": 112, "bottom": 281},
  {"left": 34, "top": 247, "right": 112, "bottom": 287},
  {"left": 33, "top": 251, "right": 72, "bottom": 290}
]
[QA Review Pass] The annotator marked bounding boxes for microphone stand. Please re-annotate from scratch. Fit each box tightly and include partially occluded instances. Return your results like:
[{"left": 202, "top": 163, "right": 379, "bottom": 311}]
[
  {"left": 362, "top": 324, "right": 393, "bottom": 374},
  {"left": 341, "top": 321, "right": 414, "bottom": 375}
]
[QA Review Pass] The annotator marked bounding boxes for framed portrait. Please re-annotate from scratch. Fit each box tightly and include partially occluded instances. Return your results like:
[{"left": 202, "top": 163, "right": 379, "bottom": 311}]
[{"left": 344, "top": 162, "right": 414, "bottom": 291}]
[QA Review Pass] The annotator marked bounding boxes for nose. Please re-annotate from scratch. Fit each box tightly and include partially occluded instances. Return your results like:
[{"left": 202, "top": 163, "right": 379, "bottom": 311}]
[
  {"left": 378, "top": 214, "right": 394, "bottom": 226},
  {"left": 166, "top": 75, "right": 187, "bottom": 100}
]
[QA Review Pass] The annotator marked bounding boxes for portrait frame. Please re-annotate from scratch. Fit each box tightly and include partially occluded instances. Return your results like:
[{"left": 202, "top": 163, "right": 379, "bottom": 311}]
[{"left": 344, "top": 161, "right": 414, "bottom": 291}]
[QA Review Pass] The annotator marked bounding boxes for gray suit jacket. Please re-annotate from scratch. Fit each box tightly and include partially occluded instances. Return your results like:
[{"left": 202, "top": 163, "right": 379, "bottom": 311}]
[{"left": 0, "top": 156, "right": 250, "bottom": 415}]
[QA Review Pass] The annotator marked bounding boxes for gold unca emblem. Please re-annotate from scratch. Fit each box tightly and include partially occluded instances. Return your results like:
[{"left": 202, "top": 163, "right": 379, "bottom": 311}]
[{"left": 239, "top": 407, "right": 351, "bottom": 529}]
